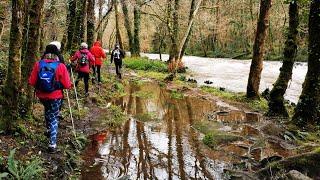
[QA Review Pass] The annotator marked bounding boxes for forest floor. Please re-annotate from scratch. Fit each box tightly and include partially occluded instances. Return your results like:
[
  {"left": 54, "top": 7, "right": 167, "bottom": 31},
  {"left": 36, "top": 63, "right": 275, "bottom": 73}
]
[{"left": 0, "top": 57, "right": 319, "bottom": 179}]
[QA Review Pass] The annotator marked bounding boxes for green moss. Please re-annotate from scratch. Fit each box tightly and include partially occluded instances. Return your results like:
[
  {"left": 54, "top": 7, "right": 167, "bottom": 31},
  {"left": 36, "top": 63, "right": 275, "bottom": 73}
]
[
  {"left": 203, "top": 132, "right": 242, "bottom": 149},
  {"left": 200, "top": 86, "right": 268, "bottom": 112},
  {"left": 134, "top": 112, "right": 158, "bottom": 122},
  {"left": 132, "top": 91, "right": 154, "bottom": 99},
  {"left": 170, "top": 90, "right": 184, "bottom": 99}
]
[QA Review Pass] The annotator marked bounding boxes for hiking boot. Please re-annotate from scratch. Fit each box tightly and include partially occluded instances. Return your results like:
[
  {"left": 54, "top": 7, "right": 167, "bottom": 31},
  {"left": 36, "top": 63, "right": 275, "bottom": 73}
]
[{"left": 48, "top": 146, "right": 56, "bottom": 154}]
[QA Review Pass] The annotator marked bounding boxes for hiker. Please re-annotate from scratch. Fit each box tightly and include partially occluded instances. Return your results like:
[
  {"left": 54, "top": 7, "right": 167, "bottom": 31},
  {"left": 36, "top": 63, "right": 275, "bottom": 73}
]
[
  {"left": 28, "top": 44, "right": 72, "bottom": 153},
  {"left": 48, "top": 41, "right": 65, "bottom": 64},
  {"left": 90, "top": 41, "right": 106, "bottom": 84},
  {"left": 70, "top": 42, "right": 95, "bottom": 96},
  {"left": 111, "top": 44, "right": 125, "bottom": 79}
]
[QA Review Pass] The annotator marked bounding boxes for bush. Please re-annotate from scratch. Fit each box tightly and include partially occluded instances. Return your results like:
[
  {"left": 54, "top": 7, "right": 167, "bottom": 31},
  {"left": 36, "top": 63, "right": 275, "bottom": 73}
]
[{"left": 124, "top": 57, "right": 168, "bottom": 72}]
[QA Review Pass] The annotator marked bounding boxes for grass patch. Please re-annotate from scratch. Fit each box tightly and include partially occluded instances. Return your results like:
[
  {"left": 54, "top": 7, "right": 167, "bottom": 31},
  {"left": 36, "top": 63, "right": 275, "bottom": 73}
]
[
  {"left": 124, "top": 57, "right": 168, "bottom": 72},
  {"left": 136, "top": 71, "right": 167, "bottom": 81},
  {"left": 170, "top": 90, "right": 184, "bottom": 99},
  {"left": 200, "top": 86, "right": 268, "bottom": 112},
  {"left": 133, "top": 91, "right": 154, "bottom": 99}
]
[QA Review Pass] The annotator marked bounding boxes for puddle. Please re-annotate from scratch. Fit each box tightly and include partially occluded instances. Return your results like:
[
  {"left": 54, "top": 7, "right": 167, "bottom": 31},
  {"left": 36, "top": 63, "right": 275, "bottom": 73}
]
[{"left": 81, "top": 81, "right": 293, "bottom": 179}]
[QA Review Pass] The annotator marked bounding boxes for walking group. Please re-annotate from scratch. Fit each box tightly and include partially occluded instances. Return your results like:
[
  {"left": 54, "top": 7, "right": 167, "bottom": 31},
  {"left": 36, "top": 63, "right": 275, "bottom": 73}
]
[{"left": 28, "top": 41, "right": 125, "bottom": 153}]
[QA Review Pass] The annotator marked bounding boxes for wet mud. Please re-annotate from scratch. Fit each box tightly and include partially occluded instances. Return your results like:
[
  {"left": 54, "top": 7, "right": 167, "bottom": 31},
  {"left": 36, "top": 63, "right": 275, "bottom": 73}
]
[{"left": 81, "top": 81, "right": 296, "bottom": 180}]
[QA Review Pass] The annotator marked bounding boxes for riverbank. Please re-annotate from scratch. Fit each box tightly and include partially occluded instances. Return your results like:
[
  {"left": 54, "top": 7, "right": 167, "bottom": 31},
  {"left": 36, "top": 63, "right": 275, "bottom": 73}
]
[{"left": 0, "top": 57, "right": 318, "bottom": 179}]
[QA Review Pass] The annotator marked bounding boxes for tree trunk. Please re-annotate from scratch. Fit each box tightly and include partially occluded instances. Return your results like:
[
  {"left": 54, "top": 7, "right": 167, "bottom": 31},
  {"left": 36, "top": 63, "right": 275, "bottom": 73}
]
[
  {"left": 120, "top": 0, "right": 134, "bottom": 53},
  {"left": 168, "top": 0, "right": 180, "bottom": 72},
  {"left": 0, "top": 1, "right": 6, "bottom": 45},
  {"left": 2, "top": 0, "right": 24, "bottom": 131},
  {"left": 114, "top": 0, "right": 123, "bottom": 49},
  {"left": 72, "top": 0, "right": 87, "bottom": 51},
  {"left": 87, "top": 0, "right": 95, "bottom": 48},
  {"left": 292, "top": 0, "right": 320, "bottom": 127},
  {"left": 132, "top": 3, "right": 141, "bottom": 57},
  {"left": 246, "top": 0, "right": 272, "bottom": 99},
  {"left": 177, "top": 0, "right": 202, "bottom": 61},
  {"left": 49, "top": 0, "right": 58, "bottom": 41},
  {"left": 20, "top": 0, "right": 44, "bottom": 117},
  {"left": 66, "top": 0, "right": 77, "bottom": 52},
  {"left": 267, "top": 1, "right": 299, "bottom": 117},
  {"left": 21, "top": 0, "right": 31, "bottom": 62}
]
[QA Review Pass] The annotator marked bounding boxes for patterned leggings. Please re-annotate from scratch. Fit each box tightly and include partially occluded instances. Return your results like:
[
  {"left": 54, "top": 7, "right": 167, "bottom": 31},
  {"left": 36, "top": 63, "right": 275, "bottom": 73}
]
[{"left": 41, "top": 99, "right": 62, "bottom": 148}]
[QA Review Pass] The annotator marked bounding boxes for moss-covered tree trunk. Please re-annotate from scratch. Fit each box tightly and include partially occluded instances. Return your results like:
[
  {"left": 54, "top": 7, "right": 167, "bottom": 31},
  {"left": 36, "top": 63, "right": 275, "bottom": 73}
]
[
  {"left": 87, "top": 0, "right": 95, "bottom": 48},
  {"left": 246, "top": 0, "right": 272, "bottom": 99},
  {"left": 293, "top": 0, "right": 320, "bottom": 127},
  {"left": 132, "top": 3, "right": 141, "bottom": 57},
  {"left": 120, "top": 0, "right": 134, "bottom": 53},
  {"left": 0, "top": 1, "right": 6, "bottom": 45},
  {"left": 20, "top": 0, "right": 44, "bottom": 117},
  {"left": 114, "top": 0, "right": 123, "bottom": 49},
  {"left": 2, "top": 0, "right": 24, "bottom": 131},
  {"left": 268, "top": 1, "right": 299, "bottom": 117},
  {"left": 168, "top": 0, "right": 180, "bottom": 72},
  {"left": 72, "top": 0, "right": 87, "bottom": 51},
  {"left": 21, "top": 0, "right": 31, "bottom": 62},
  {"left": 48, "top": 0, "right": 58, "bottom": 41},
  {"left": 66, "top": 0, "right": 77, "bottom": 52}
]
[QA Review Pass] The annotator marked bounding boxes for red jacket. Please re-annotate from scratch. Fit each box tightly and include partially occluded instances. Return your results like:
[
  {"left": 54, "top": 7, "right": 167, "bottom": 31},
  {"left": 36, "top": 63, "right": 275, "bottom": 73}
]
[
  {"left": 71, "top": 49, "right": 95, "bottom": 73},
  {"left": 29, "top": 59, "right": 71, "bottom": 100},
  {"left": 90, "top": 41, "right": 106, "bottom": 66}
]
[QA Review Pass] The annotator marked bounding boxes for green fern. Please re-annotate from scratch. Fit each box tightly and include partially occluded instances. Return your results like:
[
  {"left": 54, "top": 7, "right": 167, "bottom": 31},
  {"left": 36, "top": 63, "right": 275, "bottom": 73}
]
[{"left": 6, "top": 149, "right": 45, "bottom": 180}]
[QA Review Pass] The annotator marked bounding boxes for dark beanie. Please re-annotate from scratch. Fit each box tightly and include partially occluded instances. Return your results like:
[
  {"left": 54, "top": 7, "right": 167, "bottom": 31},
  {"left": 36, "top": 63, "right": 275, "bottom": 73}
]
[{"left": 44, "top": 44, "right": 59, "bottom": 56}]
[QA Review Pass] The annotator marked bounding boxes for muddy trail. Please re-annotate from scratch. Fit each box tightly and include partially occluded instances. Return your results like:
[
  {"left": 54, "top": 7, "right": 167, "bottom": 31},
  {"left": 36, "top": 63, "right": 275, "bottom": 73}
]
[{"left": 81, "top": 81, "right": 297, "bottom": 180}]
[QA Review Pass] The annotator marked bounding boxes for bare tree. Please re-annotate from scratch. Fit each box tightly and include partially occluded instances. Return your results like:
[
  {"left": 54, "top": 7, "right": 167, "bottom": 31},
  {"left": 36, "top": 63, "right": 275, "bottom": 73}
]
[{"left": 246, "top": 0, "right": 272, "bottom": 99}]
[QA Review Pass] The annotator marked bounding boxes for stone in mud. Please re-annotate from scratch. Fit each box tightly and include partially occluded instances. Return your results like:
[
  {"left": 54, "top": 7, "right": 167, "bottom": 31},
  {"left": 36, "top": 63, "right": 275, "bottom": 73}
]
[
  {"left": 286, "top": 170, "right": 312, "bottom": 180},
  {"left": 250, "top": 147, "right": 262, "bottom": 161},
  {"left": 241, "top": 125, "right": 260, "bottom": 137},
  {"left": 259, "top": 155, "right": 283, "bottom": 168},
  {"left": 219, "top": 87, "right": 226, "bottom": 91},
  {"left": 245, "top": 112, "right": 261, "bottom": 123},
  {"left": 221, "top": 144, "right": 248, "bottom": 157},
  {"left": 204, "top": 80, "right": 213, "bottom": 84},
  {"left": 187, "top": 78, "right": 197, "bottom": 83},
  {"left": 260, "top": 122, "right": 285, "bottom": 138}
]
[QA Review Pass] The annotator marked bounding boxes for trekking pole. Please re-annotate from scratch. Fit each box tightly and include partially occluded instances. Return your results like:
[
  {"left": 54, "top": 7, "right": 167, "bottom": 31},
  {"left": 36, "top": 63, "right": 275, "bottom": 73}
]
[
  {"left": 69, "top": 61, "right": 81, "bottom": 120},
  {"left": 65, "top": 89, "right": 77, "bottom": 138}
]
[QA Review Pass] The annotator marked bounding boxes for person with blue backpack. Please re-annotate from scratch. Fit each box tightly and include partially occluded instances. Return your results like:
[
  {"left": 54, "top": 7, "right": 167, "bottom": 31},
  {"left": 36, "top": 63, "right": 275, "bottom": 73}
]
[{"left": 29, "top": 44, "right": 72, "bottom": 153}]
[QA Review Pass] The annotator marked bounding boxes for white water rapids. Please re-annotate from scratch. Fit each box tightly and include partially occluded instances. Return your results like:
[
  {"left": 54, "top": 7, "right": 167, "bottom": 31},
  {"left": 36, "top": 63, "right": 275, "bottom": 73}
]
[{"left": 142, "top": 53, "right": 308, "bottom": 103}]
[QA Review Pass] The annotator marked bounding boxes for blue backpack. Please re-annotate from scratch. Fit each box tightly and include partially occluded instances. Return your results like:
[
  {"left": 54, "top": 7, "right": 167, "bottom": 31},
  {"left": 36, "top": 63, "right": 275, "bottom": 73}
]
[{"left": 36, "top": 60, "right": 60, "bottom": 92}]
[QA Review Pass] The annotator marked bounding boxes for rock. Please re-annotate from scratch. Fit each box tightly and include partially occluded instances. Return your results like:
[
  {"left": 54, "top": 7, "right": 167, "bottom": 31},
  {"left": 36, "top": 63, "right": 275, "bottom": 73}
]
[
  {"left": 187, "top": 78, "right": 197, "bottom": 83},
  {"left": 219, "top": 87, "right": 226, "bottom": 91},
  {"left": 241, "top": 125, "right": 260, "bottom": 137},
  {"left": 250, "top": 147, "right": 262, "bottom": 161},
  {"left": 259, "top": 155, "right": 283, "bottom": 168},
  {"left": 204, "top": 80, "right": 213, "bottom": 84},
  {"left": 261, "top": 88, "right": 270, "bottom": 100},
  {"left": 245, "top": 112, "right": 261, "bottom": 123},
  {"left": 286, "top": 170, "right": 312, "bottom": 180},
  {"left": 260, "top": 122, "right": 285, "bottom": 138}
]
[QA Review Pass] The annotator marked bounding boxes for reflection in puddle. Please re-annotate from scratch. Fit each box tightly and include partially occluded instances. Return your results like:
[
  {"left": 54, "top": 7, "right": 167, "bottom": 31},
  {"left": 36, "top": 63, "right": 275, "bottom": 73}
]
[{"left": 82, "top": 82, "right": 231, "bottom": 179}]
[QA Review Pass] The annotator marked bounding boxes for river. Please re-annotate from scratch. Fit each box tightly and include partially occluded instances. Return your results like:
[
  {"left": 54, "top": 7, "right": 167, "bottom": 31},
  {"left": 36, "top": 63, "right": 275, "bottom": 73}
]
[{"left": 142, "top": 53, "right": 308, "bottom": 103}]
